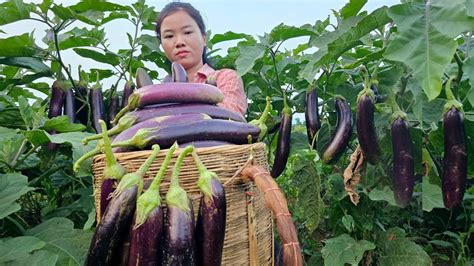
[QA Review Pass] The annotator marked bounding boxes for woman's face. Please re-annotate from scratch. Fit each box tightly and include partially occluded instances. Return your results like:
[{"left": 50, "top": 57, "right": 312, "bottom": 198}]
[{"left": 160, "top": 10, "right": 206, "bottom": 70}]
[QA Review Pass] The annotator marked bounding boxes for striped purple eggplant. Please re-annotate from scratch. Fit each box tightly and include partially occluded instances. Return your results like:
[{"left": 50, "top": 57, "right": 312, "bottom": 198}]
[
  {"left": 322, "top": 97, "right": 353, "bottom": 164},
  {"left": 193, "top": 152, "right": 226, "bottom": 266},
  {"left": 112, "top": 119, "right": 261, "bottom": 151},
  {"left": 112, "top": 83, "right": 224, "bottom": 124},
  {"left": 391, "top": 116, "right": 414, "bottom": 208},
  {"left": 163, "top": 146, "right": 196, "bottom": 265}
]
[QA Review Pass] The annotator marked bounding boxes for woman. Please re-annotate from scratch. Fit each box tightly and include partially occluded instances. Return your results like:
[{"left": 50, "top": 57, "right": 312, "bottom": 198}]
[{"left": 155, "top": 2, "right": 248, "bottom": 116}]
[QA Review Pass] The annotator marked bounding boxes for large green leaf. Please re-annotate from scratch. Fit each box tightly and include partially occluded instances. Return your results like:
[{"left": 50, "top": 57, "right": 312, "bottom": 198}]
[
  {"left": 73, "top": 48, "right": 120, "bottom": 66},
  {"left": 422, "top": 176, "right": 444, "bottom": 211},
  {"left": 51, "top": 4, "right": 102, "bottom": 26},
  {"left": 0, "top": 173, "right": 34, "bottom": 219},
  {"left": 340, "top": 0, "right": 368, "bottom": 19},
  {"left": 70, "top": 0, "right": 129, "bottom": 12},
  {"left": 321, "top": 234, "right": 376, "bottom": 266},
  {"left": 0, "top": 236, "right": 45, "bottom": 263},
  {"left": 266, "top": 23, "right": 314, "bottom": 45},
  {"left": 42, "top": 116, "right": 86, "bottom": 133},
  {"left": 378, "top": 228, "right": 432, "bottom": 266},
  {"left": 235, "top": 43, "right": 266, "bottom": 76},
  {"left": 210, "top": 31, "right": 253, "bottom": 46},
  {"left": 0, "top": 133, "right": 25, "bottom": 170},
  {"left": 384, "top": 1, "right": 472, "bottom": 100},
  {"left": 25, "top": 217, "right": 93, "bottom": 266},
  {"left": 6, "top": 250, "right": 59, "bottom": 266},
  {"left": 0, "top": 0, "right": 34, "bottom": 26},
  {"left": 0, "top": 57, "right": 51, "bottom": 73},
  {"left": 58, "top": 27, "right": 105, "bottom": 50},
  {"left": 0, "top": 34, "right": 36, "bottom": 57},
  {"left": 368, "top": 186, "right": 397, "bottom": 206}
]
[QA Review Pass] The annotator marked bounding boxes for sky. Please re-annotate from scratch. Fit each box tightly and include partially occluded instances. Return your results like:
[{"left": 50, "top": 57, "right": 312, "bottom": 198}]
[{"left": 2, "top": 0, "right": 400, "bottom": 98}]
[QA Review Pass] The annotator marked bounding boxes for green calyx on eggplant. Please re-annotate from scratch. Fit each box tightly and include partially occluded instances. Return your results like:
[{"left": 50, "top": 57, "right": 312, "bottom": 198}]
[{"left": 249, "top": 96, "right": 272, "bottom": 141}]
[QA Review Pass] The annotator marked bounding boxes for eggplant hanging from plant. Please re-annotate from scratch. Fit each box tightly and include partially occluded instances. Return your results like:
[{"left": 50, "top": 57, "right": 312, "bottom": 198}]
[
  {"left": 305, "top": 83, "right": 321, "bottom": 148},
  {"left": 121, "top": 80, "right": 135, "bottom": 109},
  {"left": 441, "top": 77, "right": 467, "bottom": 209},
  {"left": 270, "top": 97, "right": 292, "bottom": 179},
  {"left": 63, "top": 87, "right": 76, "bottom": 123},
  {"left": 89, "top": 72, "right": 105, "bottom": 134},
  {"left": 47, "top": 79, "right": 68, "bottom": 150},
  {"left": 75, "top": 65, "right": 90, "bottom": 126},
  {"left": 322, "top": 96, "right": 353, "bottom": 164}
]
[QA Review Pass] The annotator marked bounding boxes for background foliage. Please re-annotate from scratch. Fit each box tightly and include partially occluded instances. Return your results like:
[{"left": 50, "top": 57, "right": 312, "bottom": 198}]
[{"left": 0, "top": 0, "right": 472, "bottom": 265}]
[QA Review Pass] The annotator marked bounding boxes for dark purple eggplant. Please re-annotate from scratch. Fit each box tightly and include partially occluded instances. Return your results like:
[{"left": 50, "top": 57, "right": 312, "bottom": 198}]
[
  {"left": 83, "top": 103, "right": 245, "bottom": 144},
  {"left": 112, "top": 119, "right": 261, "bottom": 151},
  {"left": 172, "top": 62, "right": 188, "bottom": 82},
  {"left": 85, "top": 145, "right": 160, "bottom": 265},
  {"left": 271, "top": 107, "right": 292, "bottom": 178},
  {"left": 110, "top": 113, "right": 211, "bottom": 151},
  {"left": 121, "top": 80, "right": 135, "bottom": 109},
  {"left": 164, "top": 146, "right": 196, "bottom": 265},
  {"left": 113, "top": 83, "right": 224, "bottom": 124},
  {"left": 370, "top": 83, "right": 383, "bottom": 103},
  {"left": 47, "top": 80, "right": 67, "bottom": 150},
  {"left": 391, "top": 116, "right": 414, "bottom": 208},
  {"left": 356, "top": 92, "right": 381, "bottom": 165},
  {"left": 442, "top": 107, "right": 467, "bottom": 209},
  {"left": 64, "top": 87, "right": 76, "bottom": 123},
  {"left": 75, "top": 66, "right": 90, "bottom": 125},
  {"left": 128, "top": 143, "right": 178, "bottom": 266},
  {"left": 136, "top": 67, "right": 153, "bottom": 89},
  {"left": 89, "top": 76, "right": 105, "bottom": 134},
  {"left": 322, "top": 97, "right": 353, "bottom": 164},
  {"left": 107, "top": 92, "right": 120, "bottom": 129},
  {"left": 305, "top": 85, "right": 320, "bottom": 148},
  {"left": 98, "top": 120, "right": 126, "bottom": 219},
  {"left": 193, "top": 152, "right": 226, "bottom": 266}
]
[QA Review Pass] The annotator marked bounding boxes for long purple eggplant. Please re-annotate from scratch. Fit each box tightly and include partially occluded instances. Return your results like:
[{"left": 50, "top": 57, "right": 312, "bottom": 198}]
[
  {"left": 180, "top": 140, "right": 233, "bottom": 148},
  {"left": 391, "top": 116, "right": 414, "bottom": 208},
  {"left": 322, "top": 97, "right": 353, "bottom": 164},
  {"left": 128, "top": 143, "right": 178, "bottom": 266},
  {"left": 172, "top": 62, "right": 188, "bottom": 82},
  {"left": 441, "top": 77, "right": 467, "bottom": 209},
  {"left": 193, "top": 152, "right": 226, "bottom": 266},
  {"left": 113, "top": 83, "right": 224, "bottom": 124},
  {"left": 64, "top": 87, "right": 76, "bottom": 123},
  {"left": 164, "top": 146, "right": 196, "bottom": 265},
  {"left": 107, "top": 92, "right": 120, "bottom": 129},
  {"left": 98, "top": 120, "right": 126, "bottom": 220},
  {"left": 110, "top": 113, "right": 211, "bottom": 151},
  {"left": 112, "top": 119, "right": 261, "bottom": 151},
  {"left": 89, "top": 75, "right": 105, "bottom": 133},
  {"left": 135, "top": 67, "right": 153, "bottom": 89},
  {"left": 305, "top": 85, "right": 320, "bottom": 148},
  {"left": 83, "top": 104, "right": 245, "bottom": 144},
  {"left": 271, "top": 107, "right": 292, "bottom": 178},
  {"left": 356, "top": 92, "right": 381, "bottom": 165},
  {"left": 75, "top": 65, "right": 90, "bottom": 125},
  {"left": 47, "top": 80, "right": 68, "bottom": 150},
  {"left": 121, "top": 80, "right": 135, "bottom": 109},
  {"left": 85, "top": 145, "right": 160, "bottom": 266}
]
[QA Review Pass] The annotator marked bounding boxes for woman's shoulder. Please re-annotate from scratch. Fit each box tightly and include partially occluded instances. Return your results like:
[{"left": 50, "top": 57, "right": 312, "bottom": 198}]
[{"left": 214, "top": 68, "right": 240, "bottom": 80}]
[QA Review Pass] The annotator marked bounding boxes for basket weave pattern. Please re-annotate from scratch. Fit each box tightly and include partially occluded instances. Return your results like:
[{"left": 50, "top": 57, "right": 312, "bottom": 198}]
[{"left": 92, "top": 143, "right": 273, "bottom": 265}]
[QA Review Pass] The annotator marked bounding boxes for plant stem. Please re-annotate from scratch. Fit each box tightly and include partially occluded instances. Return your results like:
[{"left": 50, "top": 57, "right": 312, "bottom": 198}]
[
  {"left": 52, "top": 27, "right": 77, "bottom": 89},
  {"left": 170, "top": 146, "right": 194, "bottom": 187}
]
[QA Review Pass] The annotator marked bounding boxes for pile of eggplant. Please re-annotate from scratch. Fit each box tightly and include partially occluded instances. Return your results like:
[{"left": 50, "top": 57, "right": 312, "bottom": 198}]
[
  {"left": 87, "top": 120, "right": 227, "bottom": 265},
  {"left": 81, "top": 62, "right": 261, "bottom": 152}
]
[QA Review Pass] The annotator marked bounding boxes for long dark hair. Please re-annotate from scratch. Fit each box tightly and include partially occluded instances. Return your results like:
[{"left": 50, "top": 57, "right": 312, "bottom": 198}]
[{"left": 155, "top": 2, "right": 212, "bottom": 66}]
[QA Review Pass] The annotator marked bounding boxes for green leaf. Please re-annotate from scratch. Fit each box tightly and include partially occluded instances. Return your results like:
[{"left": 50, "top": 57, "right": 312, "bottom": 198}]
[
  {"left": 22, "top": 129, "right": 50, "bottom": 146},
  {"left": 0, "top": 0, "right": 34, "bottom": 26},
  {"left": 0, "top": 173, "right": 34, "bottom": 219},
  {"left": 384, "top": 2, "right": 459, "bottom": 100},
  {"left": 378, "top": 228, "right": 432, "bottom": 266},
  {"left": 70, "top": 0, "right": 129, "bottom": 12},
  {"left": 235, "top": 43, "right": 266, "bottom": 76},
  {"left": 210, "top": 31, "right": 253, "bottom": 45},
  {"left": 0, "top": 236, "right": 45, "bottom": 263},
  {"left": 465, "top": 56, "right": 474, "bottom": 106},
  {"left": 422, "top": 176, "right": 444, "bottom": 211},
  {"left": 42, "top": 116, "right": 86, "bottom": 133},
  {"left": 48, "top": 132, "right": 98, "bottom": 177},
  {"left": 0, "top": 57, "right": 51, "bottom": 73},
  {"left": 0, "top": 133, "right": 25, "bottom": 168},
  {"left": 340, "top": 0, "right": 368, "bottom": 19},
  {"left": 8, "top": 250, "right": 59, "bottom": 266},
  {"left": 321, "top": 234, "right": 375, "bottom": 266},
  {"left": 467, "top": 0, "right": 474, "bottom": 16},
  {"left": 266, "top": 23, "right": 314, "bottom": 45},
  {"left": 25, "top": 217, "right": 93, "bottom": 266},
  {"left": 0, "top": 34, "right": 36, "bottom": 57},
  {"left": 429, "top": 0, "right": 474, "bottom": 38},
  {"left": 73, "top": 48, "right": 120, "bottom": 66},
  {"left": 368, "top": 186, "right": 397, "bottom": 206},
  {"left": 51, "top": 4, "right": 102, "bottom": 26},
  {"left": 102, "top": 11, "right": 129, "bottom": 24}
]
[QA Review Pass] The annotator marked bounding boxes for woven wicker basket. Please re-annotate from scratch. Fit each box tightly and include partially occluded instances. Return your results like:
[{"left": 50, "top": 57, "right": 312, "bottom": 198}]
[{"left": 91, "top": 142, "right": 274, "bottom": 265}]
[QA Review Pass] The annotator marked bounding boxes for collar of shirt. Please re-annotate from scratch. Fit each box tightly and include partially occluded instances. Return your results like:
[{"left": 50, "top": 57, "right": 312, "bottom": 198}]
[{"left": 196, "top": 63, "right": 215, "bottom": 80}]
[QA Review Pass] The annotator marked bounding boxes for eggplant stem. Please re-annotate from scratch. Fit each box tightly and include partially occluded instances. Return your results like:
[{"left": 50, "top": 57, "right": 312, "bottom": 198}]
[
  {"left": 170, "top": 146, "right": 194, "bottom": 187},
  {"left": 148, "top": 142, "right": 178, "bottom": 191}
]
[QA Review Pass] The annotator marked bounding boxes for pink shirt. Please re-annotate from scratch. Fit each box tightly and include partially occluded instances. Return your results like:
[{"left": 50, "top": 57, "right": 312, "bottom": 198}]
[{"left": 193, "top": 64, "right": 248, "bottom": 116}]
